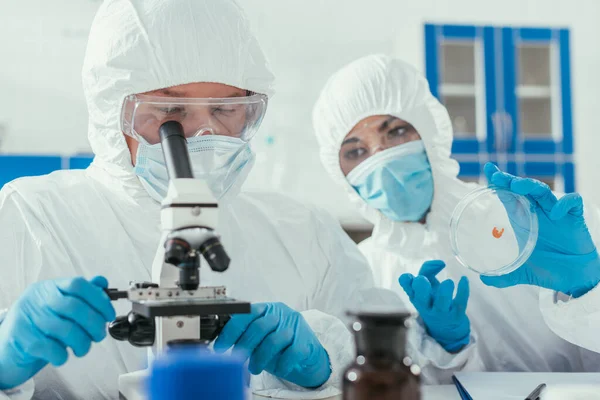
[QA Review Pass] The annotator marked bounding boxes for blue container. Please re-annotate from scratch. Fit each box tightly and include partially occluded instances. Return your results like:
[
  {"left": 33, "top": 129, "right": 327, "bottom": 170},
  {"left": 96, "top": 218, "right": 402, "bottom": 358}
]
[{"left": 148, "top": 349, "right": 246, "bottom": 400}]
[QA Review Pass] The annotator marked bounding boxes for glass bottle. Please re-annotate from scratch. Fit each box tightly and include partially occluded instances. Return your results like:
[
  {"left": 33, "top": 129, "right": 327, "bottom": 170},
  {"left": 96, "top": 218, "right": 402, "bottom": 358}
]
[{"left": 343, "top": 311, "right": 421, "bottom": 400}]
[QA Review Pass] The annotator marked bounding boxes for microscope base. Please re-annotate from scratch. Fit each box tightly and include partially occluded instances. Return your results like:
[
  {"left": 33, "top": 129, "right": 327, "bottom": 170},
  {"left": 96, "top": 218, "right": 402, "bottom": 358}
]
[{"left": 118, "top": 370, "right": 147, "bottom": 400}]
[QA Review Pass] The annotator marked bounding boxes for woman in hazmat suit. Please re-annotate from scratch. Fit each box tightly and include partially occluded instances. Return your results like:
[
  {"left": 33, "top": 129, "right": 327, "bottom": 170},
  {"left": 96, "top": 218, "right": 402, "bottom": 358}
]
[{"left": 312, "top": 54, "right": 600, "bottom": 372}]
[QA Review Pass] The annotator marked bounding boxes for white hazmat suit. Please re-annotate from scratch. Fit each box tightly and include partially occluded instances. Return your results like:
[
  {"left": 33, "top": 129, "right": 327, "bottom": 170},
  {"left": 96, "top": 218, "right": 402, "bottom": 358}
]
[
  {"left": 312, "top": 54, "right": 600, "bottom": 374},
  {"left": 539, "top": 202, "right": 600, "bottom": 354},
  {"left": 540, "top": 287, "right": 600, "bottom": 355},
  {"left": 0, "top": 4, "right": 475, "bottom": 400}
]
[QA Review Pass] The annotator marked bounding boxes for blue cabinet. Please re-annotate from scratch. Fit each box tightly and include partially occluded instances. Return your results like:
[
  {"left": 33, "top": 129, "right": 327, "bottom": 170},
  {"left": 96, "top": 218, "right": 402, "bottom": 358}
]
[
  {"left": 425, "top": 24, "right": 574, "bottom": 191},
  {"left": 68, "top": 155, "right": 95, "bottom": 170},
  {"left": 0, "top": 154, "right": 93, "bottom": 189}
]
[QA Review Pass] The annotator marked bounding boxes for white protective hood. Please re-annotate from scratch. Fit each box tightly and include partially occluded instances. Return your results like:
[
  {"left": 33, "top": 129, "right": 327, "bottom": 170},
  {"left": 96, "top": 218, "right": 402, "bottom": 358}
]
[
  {"left": 82, "top": 0, "right": 274, "bottom": 189},
  {"left": 313, "top": 54, "right": 474, "bottom": 256}
]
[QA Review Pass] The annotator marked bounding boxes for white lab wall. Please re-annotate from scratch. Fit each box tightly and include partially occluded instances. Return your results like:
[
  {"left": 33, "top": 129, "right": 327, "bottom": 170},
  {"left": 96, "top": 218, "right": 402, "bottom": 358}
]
[
  {"left": 1, "top": 0, "right": 600, "bottom": 227},
  {"left": 0, "top": 0, "right": 100, "bottom": 154}
]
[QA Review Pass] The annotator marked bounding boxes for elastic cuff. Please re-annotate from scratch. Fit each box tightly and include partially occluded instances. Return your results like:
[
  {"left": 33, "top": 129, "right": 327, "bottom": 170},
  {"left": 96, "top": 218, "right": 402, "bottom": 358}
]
[
  {"left": 548, "top": 250, "right": 600, "bottom": 298},
  {"left": 441, "top": 335, "right": 471, "bottom": 354},
  {"left": 249, "top": 310, "right": 348, "bottom": 399},
  {"left": 568, "top": 282, "right": 599, "bottom": 299},
  {"left": 2, "top": 379, "right": 34, "bottom": 400}
]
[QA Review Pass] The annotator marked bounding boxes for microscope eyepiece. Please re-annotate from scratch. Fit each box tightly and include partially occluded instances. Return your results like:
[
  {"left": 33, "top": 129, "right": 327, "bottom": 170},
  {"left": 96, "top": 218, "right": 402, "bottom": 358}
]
[{"left": 159, "top": 121, "right": 193, "bottom": 179}]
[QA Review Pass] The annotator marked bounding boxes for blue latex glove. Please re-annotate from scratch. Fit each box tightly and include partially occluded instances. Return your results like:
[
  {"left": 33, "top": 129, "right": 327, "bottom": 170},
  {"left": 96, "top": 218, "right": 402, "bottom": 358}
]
[
  {"left": 480, "top": 163, "right": 600, "bottom": 298},
  {"left": 214, "top": 302, "right": 331, "bottom": 388},
  {"left": 0, "top": 276, "right": 116, "bottom": 390},
  {"left": 399, "top": 260, "right": 470, "bottom": 353}
]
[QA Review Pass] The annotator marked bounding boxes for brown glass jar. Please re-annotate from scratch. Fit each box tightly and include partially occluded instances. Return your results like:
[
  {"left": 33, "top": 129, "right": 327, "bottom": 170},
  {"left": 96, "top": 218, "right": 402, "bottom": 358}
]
[{"left": 343, "top": 311, "right": 421, "bottom": 400}]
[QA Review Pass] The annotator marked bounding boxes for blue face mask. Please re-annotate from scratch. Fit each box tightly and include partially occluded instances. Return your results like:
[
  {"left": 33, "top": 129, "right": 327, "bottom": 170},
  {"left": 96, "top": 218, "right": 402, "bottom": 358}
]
[
  {"left": 346, "top": 140, "right": 434, "bottom": 222},
  {"left": 134, "top": 135, "right": 253, "bottom": 202}
]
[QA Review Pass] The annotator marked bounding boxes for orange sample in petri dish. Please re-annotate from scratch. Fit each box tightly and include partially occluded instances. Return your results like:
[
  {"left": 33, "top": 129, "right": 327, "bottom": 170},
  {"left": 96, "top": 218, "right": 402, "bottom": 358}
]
[{"left": 492, "top": 227, "right": 505, "bottom": 239}]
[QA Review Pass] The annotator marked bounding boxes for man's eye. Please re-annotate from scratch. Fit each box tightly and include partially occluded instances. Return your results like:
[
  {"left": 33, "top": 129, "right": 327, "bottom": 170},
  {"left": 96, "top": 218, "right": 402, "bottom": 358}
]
[
  {"left": 158, "top": 106, "right": 185, "bottom": 116},
  {"left": 212, "top": 106, "right": 237, "bottom": 115}
]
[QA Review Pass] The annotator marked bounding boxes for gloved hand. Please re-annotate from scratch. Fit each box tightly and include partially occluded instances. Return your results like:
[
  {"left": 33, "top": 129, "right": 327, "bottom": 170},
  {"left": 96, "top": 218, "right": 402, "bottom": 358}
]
[
  {"left": 214, "top": 302, "right": 331, "bottom": 388},
  {"left": 399, "top": 260, "right": 470, "bottom": 353},
  {"left": 480, "top": 163, "right": 600, "bottom": 298},
  {"left": 0, "top": 276, "right": 116, "bottom": 390}
]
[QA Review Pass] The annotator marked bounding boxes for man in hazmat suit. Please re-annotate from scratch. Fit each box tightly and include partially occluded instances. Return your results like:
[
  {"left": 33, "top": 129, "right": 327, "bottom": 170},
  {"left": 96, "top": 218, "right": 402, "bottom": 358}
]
[
  {"left": 312, "top": 54, "right": 600, "bottom": 373},
  {"left": 0, "top": 3, "right": 480, "bottom": 399}
]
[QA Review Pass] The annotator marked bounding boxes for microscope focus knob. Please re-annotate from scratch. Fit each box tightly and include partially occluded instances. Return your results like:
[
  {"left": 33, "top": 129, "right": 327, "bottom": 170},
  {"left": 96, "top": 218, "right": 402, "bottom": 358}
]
[
  {"left": 108, "top": 316, "right": 130, "bottom": 341},
  {"left": 107, "top": 313, "right": 156, "bottom": 347},
  {"left": 200, "top": 314, "right": 231, "bottom": 341},
  {"left": 128, "top": 312, "right": 156, "bottom": 347}
]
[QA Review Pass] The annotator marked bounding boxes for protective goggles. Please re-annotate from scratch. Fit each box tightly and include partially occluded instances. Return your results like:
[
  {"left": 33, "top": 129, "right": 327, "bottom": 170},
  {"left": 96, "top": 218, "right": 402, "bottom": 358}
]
[{"left": 121, "top": 93, "right": 268, "bottom": 145}]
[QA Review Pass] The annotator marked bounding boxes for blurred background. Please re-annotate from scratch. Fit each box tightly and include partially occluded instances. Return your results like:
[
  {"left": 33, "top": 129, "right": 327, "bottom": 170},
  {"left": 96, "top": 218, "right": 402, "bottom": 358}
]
[{"left": 2, "top": 0, "right": 599, "bottom": 241}]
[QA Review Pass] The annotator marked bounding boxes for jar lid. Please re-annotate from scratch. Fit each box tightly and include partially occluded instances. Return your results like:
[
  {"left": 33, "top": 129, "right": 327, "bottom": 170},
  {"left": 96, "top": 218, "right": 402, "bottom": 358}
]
[{"left": 346, "top": 310, "right": 412, "bottom": 327}]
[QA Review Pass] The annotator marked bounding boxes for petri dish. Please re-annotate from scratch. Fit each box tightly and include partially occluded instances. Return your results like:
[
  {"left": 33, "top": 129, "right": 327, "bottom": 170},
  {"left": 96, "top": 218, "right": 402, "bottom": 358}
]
[{"left": 449, "top": 186, "right": 538, "bottom": 276}]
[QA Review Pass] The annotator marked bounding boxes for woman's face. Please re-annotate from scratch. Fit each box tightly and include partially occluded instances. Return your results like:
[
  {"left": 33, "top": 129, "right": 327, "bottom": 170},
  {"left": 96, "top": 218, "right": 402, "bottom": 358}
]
[{"left": 339, "top": 115, "right": 422, "bottom": 176}]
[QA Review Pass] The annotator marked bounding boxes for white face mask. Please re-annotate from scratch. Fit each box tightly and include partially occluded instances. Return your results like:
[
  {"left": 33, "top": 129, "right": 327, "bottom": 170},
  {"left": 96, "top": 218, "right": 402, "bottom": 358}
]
[{"left": 133, "top": 135, "right": 253, "bottom": 202}]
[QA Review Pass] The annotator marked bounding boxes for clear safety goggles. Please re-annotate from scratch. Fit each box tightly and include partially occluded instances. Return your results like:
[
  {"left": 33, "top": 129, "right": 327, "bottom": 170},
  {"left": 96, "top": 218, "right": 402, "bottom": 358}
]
[{"left": 121, "top": 93, "right": 268, "bottom": 145}]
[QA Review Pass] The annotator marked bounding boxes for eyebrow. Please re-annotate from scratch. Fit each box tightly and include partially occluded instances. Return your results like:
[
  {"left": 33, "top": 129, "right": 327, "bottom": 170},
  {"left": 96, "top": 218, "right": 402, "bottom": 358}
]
[
  {"left": 159, "top": 88, "right": 186, "bottom": 97},
  {"left": 341, "top": 137, "right": 360, "bottom": 146},
  {"left": 159, "top": 88, "right": 247, "bottom": 98},
  {"left": 378, "top": 116, "right": 398, "bottom": 133}
]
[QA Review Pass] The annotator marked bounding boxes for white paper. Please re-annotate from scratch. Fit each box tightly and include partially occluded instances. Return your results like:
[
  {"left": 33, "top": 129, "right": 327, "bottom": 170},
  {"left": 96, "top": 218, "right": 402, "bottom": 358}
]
[{"left": 454, "top": 372, "right": 600, "bottom": 400}]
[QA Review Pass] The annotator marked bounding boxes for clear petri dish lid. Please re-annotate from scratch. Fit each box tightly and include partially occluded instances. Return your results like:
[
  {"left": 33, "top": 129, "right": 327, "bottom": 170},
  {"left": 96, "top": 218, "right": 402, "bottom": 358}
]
[{"left": 449, "top": 186, "right": 538, "bottom": 276}]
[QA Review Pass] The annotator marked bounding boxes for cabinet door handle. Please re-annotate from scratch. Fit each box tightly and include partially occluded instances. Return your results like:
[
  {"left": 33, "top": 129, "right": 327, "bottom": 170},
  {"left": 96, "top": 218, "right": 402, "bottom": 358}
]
[{"left": 492, "top": 111, "right": 513, "bottom": 151}]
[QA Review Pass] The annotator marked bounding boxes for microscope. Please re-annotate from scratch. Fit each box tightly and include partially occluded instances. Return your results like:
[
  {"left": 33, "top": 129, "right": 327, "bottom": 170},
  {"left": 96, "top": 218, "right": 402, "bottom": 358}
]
[{"left": 105, "top": 121, "right": 250, "bottom": 400}]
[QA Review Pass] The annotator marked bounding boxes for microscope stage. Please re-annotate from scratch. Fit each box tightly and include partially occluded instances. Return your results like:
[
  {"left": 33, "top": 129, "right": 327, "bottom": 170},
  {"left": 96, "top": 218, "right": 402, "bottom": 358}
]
[{"left": 132, "top": 298, "right": 251, "bottom": 318}]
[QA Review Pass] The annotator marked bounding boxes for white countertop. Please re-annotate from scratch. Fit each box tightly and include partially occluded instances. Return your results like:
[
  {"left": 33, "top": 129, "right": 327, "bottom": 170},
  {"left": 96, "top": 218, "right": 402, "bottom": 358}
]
[
  {"left": 252, "top": 385, "right": 460, "bottom": 400},
  {"left": 421, "top": 385, "right": 461, "bottom": 400},
  {"left": 121, "top": 371, "right": 459, "bottom": 400}
]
